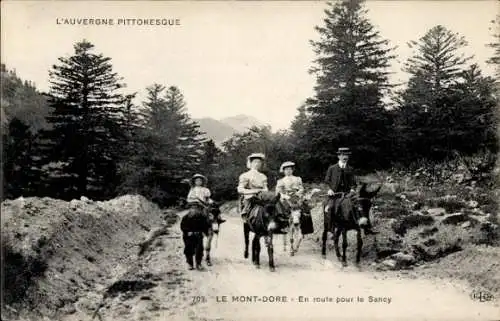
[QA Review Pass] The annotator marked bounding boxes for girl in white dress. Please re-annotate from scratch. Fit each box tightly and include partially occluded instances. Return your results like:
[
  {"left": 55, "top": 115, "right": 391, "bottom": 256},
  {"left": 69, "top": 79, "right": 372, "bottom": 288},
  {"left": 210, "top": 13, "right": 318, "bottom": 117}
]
[{"left": 187, "top": 174, "right": 225, "bottom": 223}]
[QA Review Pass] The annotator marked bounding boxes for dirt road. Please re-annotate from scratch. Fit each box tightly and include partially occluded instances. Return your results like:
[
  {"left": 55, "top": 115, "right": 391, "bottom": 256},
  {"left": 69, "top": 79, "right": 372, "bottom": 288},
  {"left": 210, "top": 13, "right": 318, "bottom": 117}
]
[{"left": 78, "top": 212, "right": 499, "bottom": 321}]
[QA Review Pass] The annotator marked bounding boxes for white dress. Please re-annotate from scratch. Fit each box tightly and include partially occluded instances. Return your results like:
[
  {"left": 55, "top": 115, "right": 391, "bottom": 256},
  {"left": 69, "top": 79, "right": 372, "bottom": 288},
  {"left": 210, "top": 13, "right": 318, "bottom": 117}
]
[
  {"left": 187, "top": 186, "right": 211, "bottom": 203},
  {"left": 237, "top": 169, "right": 268, "bottom": 200},
  {"left": 276, "top": 175, "right": 304, "bottom": 196}
]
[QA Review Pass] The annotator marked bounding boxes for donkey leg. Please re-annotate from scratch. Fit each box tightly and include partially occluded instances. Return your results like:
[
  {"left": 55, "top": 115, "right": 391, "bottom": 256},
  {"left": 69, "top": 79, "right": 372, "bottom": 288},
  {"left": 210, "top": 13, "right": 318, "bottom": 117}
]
[
  {"left": 283, "top": 233, "right": 287, "bottom": 252},
  {"left": 183, "top": 233, "right": 194, "bottom": 270},
  {"left": 341, "top": 230, "right": 348, "bottom": 267},
  {"left": 321, "top": 228, "right": 328, "bottom": 258},
  {"left": 252, "top": 235, "right": 261, "bottom": 267},
  {"left": 322, "top": 210, "right": 330, "bottom": 258},
  {"left": 195, "top": 234, "right": 204, "bottom": 269},
  {"left": 295, "top": 229, "right": 303, "bottom": 253},
  {"left": 205, "top": 230, "right": 213, "bottom": 266},
  {"left": 266, "top": 234, "right": 275, "bottom": 271},
  {"left": 244, "top": 223, "right": 250, "bottom": 259},
  {"left": 290, "top": 227, "right": 295, "bottom": 256},
  {"left": 333, "top": 228, "right": 342, "bottom": 261},
  {"left": 355, "top": 229, "right": 363, "bottom": 265}
]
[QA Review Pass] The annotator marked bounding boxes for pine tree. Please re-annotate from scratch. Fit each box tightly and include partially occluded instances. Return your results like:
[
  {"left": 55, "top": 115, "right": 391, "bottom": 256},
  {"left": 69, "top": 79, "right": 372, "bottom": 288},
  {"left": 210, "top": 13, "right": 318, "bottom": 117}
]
[
  {"left": 1, "top": 64, "right": 51, "bottom": 198},
  {"left": 200, "top": 139, "right": 222, "bottom": 175},
  {"left": 290, "top": 102, "right": 314, "bottom": 179},
  {"left": 451, "top": 64, "right": 498, "bottom": 154},
  {"left": 163, "top": 86, "right": 205, "bottom": 179},
  {"left": 290, "top": 103, "right": 310, "bottom": 141},
  {"left": 44, "top": 40, "right": 126, "bottom": 199},
  {"left": 400, "top": 25, "right": 472, "bottom": 108},
  {"left": 141, "top": 84, "right": 205, "bottom": 180},
  {"left": 139, "top": 84, "right": 178, "bottom": 187},
  {"left": 395, "top": 25, "right": 476, "bottom": 161},
  {"left": 304, "top": 0, "right": 395, "bottom": 176},
  {"left": 119, "top": 84, "right": 204, "bottom": 203}
]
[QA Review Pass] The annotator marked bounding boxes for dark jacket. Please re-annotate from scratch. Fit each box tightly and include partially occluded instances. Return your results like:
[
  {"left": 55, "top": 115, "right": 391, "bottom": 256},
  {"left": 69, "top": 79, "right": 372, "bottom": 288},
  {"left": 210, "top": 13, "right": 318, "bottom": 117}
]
[{"left": 324, "top": 163, "right": 357, "bottom": 193}]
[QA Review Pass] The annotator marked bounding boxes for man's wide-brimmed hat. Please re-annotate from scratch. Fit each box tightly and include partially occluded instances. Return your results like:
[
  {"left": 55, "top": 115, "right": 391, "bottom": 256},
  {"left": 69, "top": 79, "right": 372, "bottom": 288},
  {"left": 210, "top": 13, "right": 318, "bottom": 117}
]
[
  {"left": 337, "top": 147, "right": 351, "bottom": 155},
  {"left": 279, "top": 161, "right": 295, "bottom": 173},
  {"left": 190, "top": 173, "right": 208, "bottom": 185},
  {"left": 246, "top": 153, "right": 265, "bottom": 169}
]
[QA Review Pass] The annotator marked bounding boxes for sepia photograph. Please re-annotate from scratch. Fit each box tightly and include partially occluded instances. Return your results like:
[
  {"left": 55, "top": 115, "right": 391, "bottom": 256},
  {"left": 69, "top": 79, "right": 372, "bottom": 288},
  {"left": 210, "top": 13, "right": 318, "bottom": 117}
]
[{"left": 1, "top": 1, "right": 499, "bottom": 320}]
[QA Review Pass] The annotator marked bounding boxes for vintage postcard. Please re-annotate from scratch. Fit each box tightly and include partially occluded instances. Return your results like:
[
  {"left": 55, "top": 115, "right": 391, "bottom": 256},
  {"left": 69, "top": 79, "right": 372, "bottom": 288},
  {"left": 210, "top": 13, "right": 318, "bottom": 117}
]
[{"left": 1, "top": 1, "right": 499, "bottom": 321}]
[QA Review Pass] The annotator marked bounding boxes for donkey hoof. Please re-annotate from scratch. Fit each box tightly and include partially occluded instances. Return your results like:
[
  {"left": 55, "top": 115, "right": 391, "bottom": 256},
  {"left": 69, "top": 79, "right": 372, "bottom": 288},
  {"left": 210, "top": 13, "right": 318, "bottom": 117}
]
[
  {"left": 269, "top": 266, "right": 276, "bottom": 272},
  {"left": 342, "top": 261, "right": 348, "bottom": 267},
  {"left": 321, "top": 254, "right": 326, "bottom": 259},
  {"left": 206, "top": 261, "right": 212, "bottom": 266},
  {"left": 188, "top": 265, "right": 195, "bottom": 270},
  {"left": 244, "top": 251, "right": 249, "bottom": 259},
  {"left": 290, "top": 251, "right": 295, "bottom": 256}
]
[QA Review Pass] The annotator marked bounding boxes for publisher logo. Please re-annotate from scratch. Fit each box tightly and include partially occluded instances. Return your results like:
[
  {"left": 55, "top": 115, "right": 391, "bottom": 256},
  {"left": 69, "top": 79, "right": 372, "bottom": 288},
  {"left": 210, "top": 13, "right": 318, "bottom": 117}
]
[{"left": 470, "top": 289, "right": 494, "bottom": 303}]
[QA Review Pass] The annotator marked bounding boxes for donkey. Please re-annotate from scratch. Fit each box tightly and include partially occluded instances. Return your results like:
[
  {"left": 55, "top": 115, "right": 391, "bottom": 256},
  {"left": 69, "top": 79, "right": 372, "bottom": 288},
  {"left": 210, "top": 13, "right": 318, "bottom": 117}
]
[
  {"left": 242, "top": 191, "right": 283, "bottom": 272},
  {"left": 203, "top": 201, "right": 223, "bottom": 266},
  {"left": 180, "top": 200, "right": 222, "bottom": 270},
  {"left": 281, "top": 188, "right": 321, "bottom": 256},
  {"left": 321, "top": 183, "right": 381, "bottom": 266}
]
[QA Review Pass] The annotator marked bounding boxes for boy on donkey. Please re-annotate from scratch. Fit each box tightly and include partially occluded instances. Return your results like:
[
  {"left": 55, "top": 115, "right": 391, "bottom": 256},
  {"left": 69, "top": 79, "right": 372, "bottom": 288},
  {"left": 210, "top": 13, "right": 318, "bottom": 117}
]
[
  {"left": 186, "top": 173, "right": 225, "bottom": 224},
  {"left": 324, "top": 147, "right": 377, "bottom": 235}
]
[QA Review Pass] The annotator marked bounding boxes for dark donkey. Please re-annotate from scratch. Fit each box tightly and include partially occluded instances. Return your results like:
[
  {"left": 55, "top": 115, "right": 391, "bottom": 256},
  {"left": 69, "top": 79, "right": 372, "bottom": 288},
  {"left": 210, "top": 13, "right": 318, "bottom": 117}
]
[
  {"left": 180, "top": 200, "right": 221, "bottom": 270},
  {"left": 242, "top": 191, "right": 282, "bottom": 272},
  {"left": 321, "top": 183, "right": 382, "bottom": 266}
]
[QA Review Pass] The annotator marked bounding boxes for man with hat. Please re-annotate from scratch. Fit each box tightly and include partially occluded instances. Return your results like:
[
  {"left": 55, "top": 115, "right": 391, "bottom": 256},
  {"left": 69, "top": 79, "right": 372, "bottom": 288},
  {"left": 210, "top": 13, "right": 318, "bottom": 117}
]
[
  {"left": 186, "top": 173, "right": 225, "bottom": 224},
  {"left": 324, "top": 147, "right": 376, "bottom": 235},
  {"left": 237, "top": 153, "right": 268, "bottom": 221}
]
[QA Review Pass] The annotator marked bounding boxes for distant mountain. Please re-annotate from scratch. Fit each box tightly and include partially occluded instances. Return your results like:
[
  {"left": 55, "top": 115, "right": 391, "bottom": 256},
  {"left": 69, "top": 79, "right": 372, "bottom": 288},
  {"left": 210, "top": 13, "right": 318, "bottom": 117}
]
[
  {"left": 194, "top": 114, "right": 268, "bottom": 146},
  {"left": 195, "top": 117, "right": 237, "bottom": 146},
  {"left": 220, "top": 114, "right": 267, "bottom": 133}
]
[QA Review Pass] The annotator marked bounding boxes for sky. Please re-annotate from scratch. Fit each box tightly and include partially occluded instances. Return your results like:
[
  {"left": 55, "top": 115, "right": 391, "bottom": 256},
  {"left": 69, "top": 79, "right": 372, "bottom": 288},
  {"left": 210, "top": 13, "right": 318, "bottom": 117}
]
[{"left": 1, "top": 0, "right": 498, "bottom": 130}]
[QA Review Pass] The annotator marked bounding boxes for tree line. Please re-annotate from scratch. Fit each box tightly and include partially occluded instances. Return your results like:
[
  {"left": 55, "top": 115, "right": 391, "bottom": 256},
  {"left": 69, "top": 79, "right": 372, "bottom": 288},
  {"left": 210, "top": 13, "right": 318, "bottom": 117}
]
[{"left": 2, "top": 0, "right": 498, "bottom": 204}]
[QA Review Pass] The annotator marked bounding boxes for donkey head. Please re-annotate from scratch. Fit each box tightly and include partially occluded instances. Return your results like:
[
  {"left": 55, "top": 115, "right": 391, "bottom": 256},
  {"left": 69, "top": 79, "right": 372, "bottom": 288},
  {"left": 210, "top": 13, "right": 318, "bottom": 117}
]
[
  {"left": 287, "top": 188, "right": 321, "bottom": 226},
  {"left": 356, "top": 183, "right": 382, "bottom": 225},
  {"left": 207, "top": 202, "right": 221, "bottom": 233}
]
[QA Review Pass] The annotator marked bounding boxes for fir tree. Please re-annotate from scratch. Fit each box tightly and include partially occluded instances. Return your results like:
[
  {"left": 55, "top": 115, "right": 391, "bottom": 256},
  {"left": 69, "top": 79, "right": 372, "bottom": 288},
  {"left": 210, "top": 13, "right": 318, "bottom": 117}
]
[
  {"left": 394, "top": 25, "right": 488, "bottom": 161},
  {"left": 1, "top": 64, "right": 51, "bottom": 198},
  {"left": 119, "top": 84, "right": 204, "bottom": 203},
  {"left": 44, "top": 40, "right": 126, "bottom": 198},
  {"left": 163, "top": 86, "right": 205, "bottom": 179},
  {"left": 304, "top": 0, "right": 395, "bottom": 176}
]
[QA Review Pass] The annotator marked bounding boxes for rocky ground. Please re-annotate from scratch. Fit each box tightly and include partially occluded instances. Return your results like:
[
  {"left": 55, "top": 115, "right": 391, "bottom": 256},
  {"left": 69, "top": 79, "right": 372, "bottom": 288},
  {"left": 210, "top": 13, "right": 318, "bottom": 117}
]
[
  {"left": 307, "top": 167, "right": 500, "bottom": 296},
  {"left": 1, "top": 168, "right": 499, "bottom": 321},
  {"left": 1, "top": 195, "right": 178, "bottom": 321}
]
